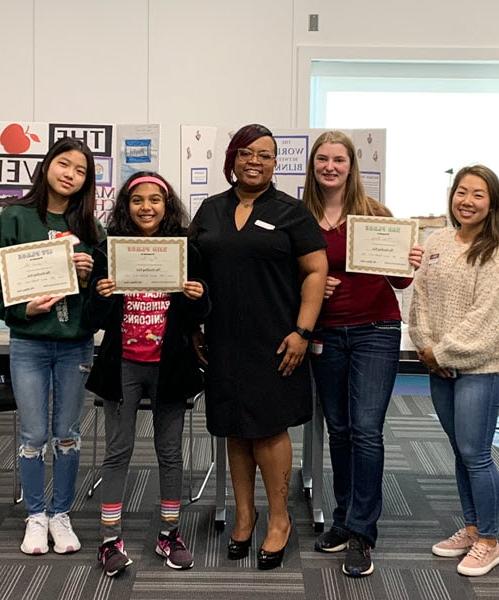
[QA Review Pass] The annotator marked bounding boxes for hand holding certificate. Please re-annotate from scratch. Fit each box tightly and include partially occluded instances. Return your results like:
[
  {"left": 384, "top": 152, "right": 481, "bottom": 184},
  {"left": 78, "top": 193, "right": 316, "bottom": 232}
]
[
  {"left": 346, "top": 215, "right": 419, "bottom": 277},
  {"left": 0, "top": 238, "right": 78, "bottom": 307},
  {"left": 108, "top": 237, "right": 187, "bottom": 293}
]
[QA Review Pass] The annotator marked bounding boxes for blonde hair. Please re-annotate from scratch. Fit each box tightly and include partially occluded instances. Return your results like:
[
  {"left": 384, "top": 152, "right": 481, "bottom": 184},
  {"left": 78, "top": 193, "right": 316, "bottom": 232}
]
[{"left": 303, "top": 130, "right": 390, "bottom": 221}]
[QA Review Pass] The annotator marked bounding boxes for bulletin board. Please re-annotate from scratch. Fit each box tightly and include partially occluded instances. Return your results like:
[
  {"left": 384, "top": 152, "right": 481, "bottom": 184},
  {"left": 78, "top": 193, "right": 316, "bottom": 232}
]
[
  {"left": 0, "top": 121, "right": 160, "bottom": 226},
  {"left": 181, "top": 126, "right": 386, "bottom": 217}
]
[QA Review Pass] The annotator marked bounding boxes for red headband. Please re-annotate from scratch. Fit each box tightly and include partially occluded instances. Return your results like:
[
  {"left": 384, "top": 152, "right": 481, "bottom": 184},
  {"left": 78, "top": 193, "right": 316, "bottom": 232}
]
[{"left": 128, "top": 175, "right": 168, "bottom": 194}]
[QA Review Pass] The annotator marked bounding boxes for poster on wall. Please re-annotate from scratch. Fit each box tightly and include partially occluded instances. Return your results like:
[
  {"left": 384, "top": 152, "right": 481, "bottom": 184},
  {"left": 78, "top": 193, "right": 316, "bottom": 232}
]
[
  {"left": 180, "top": 126, "right": 218, "bottom": 218},
  {"left": 0, "top": 121, "right": 49, "bottom": 200},
  {"left": 180, "top": 126, "right": 386, "bottom": 218},
  {"left": 0, "top": 121, "right": 160, "bottom": 228},
  {"left": 350, "top": 129, "right": 385, "bottom": 202},
  {"left": 116, "top": 124, "right": 160, "bottom": 186}
]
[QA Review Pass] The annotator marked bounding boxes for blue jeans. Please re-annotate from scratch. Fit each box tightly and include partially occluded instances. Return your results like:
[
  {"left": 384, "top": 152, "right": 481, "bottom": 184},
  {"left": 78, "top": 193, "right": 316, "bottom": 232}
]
[
  {"left": 10, "top": 337, "right": 94, "bottom": 515},
  {"left": 430, "top": 373, "right": 499, "bottom": 538},
  {"left": 312, "top": 321, "right": 401, "bottom": 547}
]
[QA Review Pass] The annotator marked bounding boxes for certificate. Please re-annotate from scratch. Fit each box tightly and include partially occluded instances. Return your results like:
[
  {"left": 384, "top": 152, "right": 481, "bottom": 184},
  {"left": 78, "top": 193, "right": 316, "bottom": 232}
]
[
  {"left": 346, "top": 215, "right": 419, "bottom": 277},
  {"left": 0, "top": 238, "right": 78, "bottom": 306},
  {"left": 108, "top": 237, "right": 187, "bottom": 293}
]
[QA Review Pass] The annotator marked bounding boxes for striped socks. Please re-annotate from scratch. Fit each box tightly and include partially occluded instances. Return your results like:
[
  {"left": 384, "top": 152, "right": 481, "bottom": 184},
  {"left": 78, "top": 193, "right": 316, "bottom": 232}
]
[
  {"left": 101, "top": 500, "right": 180, "bottom": 535},
  {"left": 160, "top": 499, "right": 180, "bottom": 533},
  {"left": 101, "top": 502, "right": 122, "bottom": 529}
]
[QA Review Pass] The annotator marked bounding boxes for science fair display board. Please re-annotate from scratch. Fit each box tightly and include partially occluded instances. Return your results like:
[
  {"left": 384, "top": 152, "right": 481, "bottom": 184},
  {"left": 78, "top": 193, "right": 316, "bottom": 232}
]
[
  {"left": 0, "top": 121, "right": 160, "bottom": 227},
  {"left": 181, "top": 126, "right": 386, "bottom": 218}
]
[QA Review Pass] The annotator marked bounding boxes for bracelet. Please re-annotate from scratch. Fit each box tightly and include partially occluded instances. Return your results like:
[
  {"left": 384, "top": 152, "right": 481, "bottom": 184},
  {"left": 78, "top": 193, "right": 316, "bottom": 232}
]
[{"left": 295, "top": 326, "right": 313, "bottom": 341}]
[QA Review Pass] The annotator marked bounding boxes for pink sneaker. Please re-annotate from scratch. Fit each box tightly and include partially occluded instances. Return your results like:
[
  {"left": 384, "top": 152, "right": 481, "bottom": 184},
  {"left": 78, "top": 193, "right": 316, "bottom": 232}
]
[
  {"left": 155, "top": 531, "right": 193, "bottom": 570},
  {"left": 432, "top": 528, "right": 478, "bottom": 557},
  {"left": 457, "top": 541, "right": 499, "bottom": 577}
]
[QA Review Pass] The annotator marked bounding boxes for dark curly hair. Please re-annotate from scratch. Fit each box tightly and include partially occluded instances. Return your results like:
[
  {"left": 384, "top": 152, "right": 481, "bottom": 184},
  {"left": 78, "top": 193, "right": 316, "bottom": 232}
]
[{"left": 107, "top": 171, "right": 189, "bottom": 236}]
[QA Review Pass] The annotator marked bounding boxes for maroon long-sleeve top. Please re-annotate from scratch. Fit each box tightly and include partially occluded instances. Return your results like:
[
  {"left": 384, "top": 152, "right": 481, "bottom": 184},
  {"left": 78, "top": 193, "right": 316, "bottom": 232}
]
[{"left": 318, "top": 224, "right": 413, "bottom": 328}]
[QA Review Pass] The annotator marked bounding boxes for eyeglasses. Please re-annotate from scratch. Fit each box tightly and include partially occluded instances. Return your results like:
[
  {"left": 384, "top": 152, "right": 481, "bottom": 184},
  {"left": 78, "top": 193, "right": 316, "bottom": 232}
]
[{"left": 237, "top": 148, "right": 276, "bottom": 162}]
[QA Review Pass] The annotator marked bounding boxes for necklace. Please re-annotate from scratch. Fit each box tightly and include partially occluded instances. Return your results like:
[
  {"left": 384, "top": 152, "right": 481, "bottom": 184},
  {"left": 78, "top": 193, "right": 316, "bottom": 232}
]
[
  {"left": 323, "top": 212, "right": 341, "bottom": 231},
  {"left": 240, "top": 201, "right": 254, "bottom": 208}
]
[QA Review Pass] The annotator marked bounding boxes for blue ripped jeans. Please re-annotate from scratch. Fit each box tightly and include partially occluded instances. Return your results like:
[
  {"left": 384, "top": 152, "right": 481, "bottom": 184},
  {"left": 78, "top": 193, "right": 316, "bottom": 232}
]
[
  {"left": 430, "top": 373, "right": 499, "bottom": 538},
  {"left": 312, "top": 321, "right": 401, "bottom": 547},
  {"left": 10, "top": 337, "right": 94, "bottom": 515}
]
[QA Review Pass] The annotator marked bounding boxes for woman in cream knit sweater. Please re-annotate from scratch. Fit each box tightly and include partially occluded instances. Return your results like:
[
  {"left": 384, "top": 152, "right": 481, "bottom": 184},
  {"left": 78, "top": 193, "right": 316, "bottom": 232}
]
[{"left": 409, "top": 164, "right": 499, "bottom": 577}]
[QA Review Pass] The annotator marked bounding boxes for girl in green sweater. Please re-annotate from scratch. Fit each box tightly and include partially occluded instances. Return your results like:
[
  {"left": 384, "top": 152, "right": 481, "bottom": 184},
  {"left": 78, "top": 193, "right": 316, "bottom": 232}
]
[{"left": 0, "top": 137, "right": 102, "bottom": 556}]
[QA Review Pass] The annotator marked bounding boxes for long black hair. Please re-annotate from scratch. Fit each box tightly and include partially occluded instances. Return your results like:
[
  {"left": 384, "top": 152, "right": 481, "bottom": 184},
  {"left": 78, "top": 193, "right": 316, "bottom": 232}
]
[
  {"left": 107, "top": 171, "right": 189, "bottom": 236},
  {"left": 24, "top": 137, "right": 99, "bottom": 245}
]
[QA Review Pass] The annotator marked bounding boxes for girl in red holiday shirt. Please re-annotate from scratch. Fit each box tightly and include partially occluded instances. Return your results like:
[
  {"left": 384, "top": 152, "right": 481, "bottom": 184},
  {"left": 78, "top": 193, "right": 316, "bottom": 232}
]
[{"left": 86, "top": 172, "right": 209, "bottom": 577}]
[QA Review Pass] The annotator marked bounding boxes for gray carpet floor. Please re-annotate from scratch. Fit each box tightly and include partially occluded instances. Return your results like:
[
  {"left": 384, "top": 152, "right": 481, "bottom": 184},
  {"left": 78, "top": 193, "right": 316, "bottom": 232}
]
[{"left": 1, "top": 386, "right": 498, "bottom": 600}]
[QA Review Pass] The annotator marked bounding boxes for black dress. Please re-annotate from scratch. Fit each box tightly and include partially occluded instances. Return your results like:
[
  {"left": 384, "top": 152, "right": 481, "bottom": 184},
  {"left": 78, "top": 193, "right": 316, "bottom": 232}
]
[{"left": 190, "top": 185, "right": 326, "bottom": 438}]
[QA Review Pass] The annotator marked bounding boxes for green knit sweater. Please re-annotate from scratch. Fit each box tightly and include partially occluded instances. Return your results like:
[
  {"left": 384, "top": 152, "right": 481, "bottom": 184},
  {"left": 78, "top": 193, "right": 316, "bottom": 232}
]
[{"left": 0, "top": 204, "right": 103, "bottom": 341}]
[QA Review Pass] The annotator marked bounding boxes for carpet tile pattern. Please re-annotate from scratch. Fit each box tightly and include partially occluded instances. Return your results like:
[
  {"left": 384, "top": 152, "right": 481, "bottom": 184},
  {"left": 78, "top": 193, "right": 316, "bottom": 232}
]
[{"left": 0, "top": 375, "right": 498, "bottom": 599}]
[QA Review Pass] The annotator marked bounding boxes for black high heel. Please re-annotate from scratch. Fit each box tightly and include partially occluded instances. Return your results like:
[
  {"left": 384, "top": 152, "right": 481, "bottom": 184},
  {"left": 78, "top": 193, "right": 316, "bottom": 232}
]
[
  {"left": 257, "top": 517, "right": 292, "bottom": 570},
  {"left": 227, "top": 511, "right": 259, "bottom": 560}
]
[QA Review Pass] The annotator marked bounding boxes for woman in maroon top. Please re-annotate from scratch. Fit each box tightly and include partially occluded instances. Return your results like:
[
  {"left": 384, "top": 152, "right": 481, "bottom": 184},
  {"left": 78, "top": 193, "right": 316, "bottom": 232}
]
[{"left": 303, "top": 131, "right": 423, "bottom": 577}]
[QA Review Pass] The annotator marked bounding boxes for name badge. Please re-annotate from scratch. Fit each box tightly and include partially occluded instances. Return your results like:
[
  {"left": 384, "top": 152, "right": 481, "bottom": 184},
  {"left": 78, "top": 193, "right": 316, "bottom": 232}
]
[
  {"left": 254, "top": 220, "right": 275, "bottom": 231},
  {"left": 429, "top": 253, "right": 439, "bottom": 265}
]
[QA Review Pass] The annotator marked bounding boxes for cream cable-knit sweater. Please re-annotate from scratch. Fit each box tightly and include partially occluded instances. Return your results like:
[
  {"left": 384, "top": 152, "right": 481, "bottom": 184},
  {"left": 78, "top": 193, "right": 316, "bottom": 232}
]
[{"left": 409, "top": 227, "right": 499, "bottom": 374}]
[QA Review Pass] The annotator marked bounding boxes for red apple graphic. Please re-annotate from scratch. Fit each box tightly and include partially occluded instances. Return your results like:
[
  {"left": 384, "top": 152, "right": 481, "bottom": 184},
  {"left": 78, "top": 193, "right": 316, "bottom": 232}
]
[{"left": 0, "top": 123, "right": 41, "bottom": 154}]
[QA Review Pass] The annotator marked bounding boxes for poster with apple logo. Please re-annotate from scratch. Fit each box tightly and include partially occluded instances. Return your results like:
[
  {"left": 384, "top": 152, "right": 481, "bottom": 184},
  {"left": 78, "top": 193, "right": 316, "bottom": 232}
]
[
  {"left": 0, "top": 121, "right": 161, "bottom": 228},
  {"left": 0, "top": 121, "right": 118, "bottom": 225},
  {"left": 0, "top": 122, "right": 49, "bottom": 200}
]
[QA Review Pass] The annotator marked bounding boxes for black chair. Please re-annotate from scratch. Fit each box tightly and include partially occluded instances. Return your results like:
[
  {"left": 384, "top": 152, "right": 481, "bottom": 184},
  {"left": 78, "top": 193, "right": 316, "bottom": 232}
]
[
  {"left": 0, "top": 365, "right": 22, "bottom": 504},
  {"left": 87, "top": 391, "right": 215, "bottom": 503}
]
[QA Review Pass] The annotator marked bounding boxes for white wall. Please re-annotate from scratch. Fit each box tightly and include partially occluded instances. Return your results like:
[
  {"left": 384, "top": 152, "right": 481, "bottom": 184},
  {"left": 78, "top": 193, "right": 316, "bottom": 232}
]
[
  {"left": 293, "top": 0, "right": 499, "bottom": 126},
  {"left": 148, "top": 0, "right": 294, "bottom": 184},
  {"left": 1, "top": 0, "right": 33, "bottom": 119},
  {"left": 2, "top": 0, "right": 499, "bottom": 193},
  {"left": 293, "top": 0, "right": 499, "bottom": 47}
]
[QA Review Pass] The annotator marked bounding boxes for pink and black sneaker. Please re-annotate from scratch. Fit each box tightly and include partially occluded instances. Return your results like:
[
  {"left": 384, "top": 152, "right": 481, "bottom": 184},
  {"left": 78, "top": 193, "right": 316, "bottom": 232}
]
[
  {"left": 155, "top": 530, "right": 194, "bottom": 570},
  {"left": 98, "top": 537, "right": 133, "bottom": 577}
]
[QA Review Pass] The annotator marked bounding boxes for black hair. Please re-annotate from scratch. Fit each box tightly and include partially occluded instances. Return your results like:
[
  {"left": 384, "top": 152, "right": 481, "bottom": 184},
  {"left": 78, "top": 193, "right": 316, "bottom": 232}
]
[
  {"left": 449, "top": 164, "right": 499, "bottom": 265},
  {"left": 23, "top": 137, "right": 99, "bottom": 245}
]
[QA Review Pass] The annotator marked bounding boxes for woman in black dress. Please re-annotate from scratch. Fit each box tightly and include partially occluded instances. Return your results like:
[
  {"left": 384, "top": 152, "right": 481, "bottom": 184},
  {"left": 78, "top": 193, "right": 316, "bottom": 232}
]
[{"left": 190, "top": 124, "right": 327, "bottom": 569}]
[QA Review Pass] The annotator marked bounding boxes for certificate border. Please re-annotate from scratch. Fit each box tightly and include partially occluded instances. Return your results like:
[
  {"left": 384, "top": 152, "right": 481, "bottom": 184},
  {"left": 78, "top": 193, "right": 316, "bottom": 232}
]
[
  {"left": 346, "top": 215, "right": 418, "bottom": 277},
  {"left": 0, "top": 238, "right": 77, "bottom": 306},
  {"left": 108, "top": 236, "right": 187, "bottom": 293}
]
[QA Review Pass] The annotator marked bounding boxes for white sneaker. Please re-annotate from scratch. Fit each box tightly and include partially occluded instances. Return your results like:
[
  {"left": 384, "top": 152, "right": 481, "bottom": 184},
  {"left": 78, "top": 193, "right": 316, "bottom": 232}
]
[
  {"left": 21, "top": 512, "right": 49, "bottom": 555},
  {"left": 48, "top": 513, "right": 81, "bottom": 554}
]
